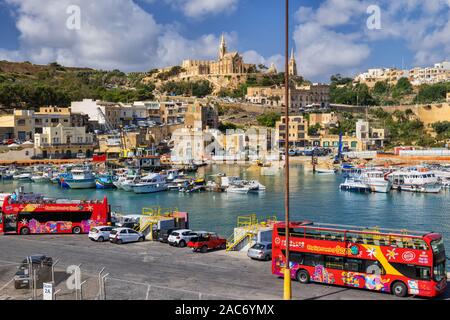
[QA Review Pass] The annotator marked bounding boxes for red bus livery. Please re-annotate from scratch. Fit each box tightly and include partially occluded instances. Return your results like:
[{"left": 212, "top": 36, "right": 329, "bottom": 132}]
[
  {"left": 272, "top": 221, "right": 447, "bottom": 298},
  {"left": 0, "top": 192, "right": 111, "bottom": 235}
]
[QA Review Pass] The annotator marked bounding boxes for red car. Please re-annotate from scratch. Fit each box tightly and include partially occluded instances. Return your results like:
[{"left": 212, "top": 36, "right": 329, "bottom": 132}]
[{"left": 187, "top": 232, "right": 227, "bottom": 253}]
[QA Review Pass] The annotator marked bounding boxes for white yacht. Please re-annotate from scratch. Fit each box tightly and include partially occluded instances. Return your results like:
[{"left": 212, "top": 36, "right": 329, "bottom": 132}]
[
  {"left": 114, "top": 170, "right": 140, "bottom": 191},
  {"left": 387, "top": 170, "right": 441, "bottom": 193},
  {"left": 132, "top": 173, "right": 168, "bottom": 194},
  {"left": 360, "top": 170, "right": 392, "bottom": 193},
  {"left": 226, "top": 185, "right": 251, "bottom": 194}
]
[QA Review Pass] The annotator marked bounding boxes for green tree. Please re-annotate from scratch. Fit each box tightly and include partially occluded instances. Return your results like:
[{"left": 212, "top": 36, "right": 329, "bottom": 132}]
[{"left": 256, "top": 112, "right": 281, "bottom": 127}]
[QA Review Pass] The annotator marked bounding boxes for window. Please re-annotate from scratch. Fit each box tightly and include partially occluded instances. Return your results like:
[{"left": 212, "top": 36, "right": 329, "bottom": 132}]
[
  {"left": 303, "top": 254, "right": 324, "bottom": 267},
  {"left": 391, "top": 263, "right": 431, "bottom": 281},
  {"left": 289, "top": 252, "right": 303, "bottom": 263},
  {"left": 344, "top": 258, "right": 364, "bottom": 272},
  {"left": 325, "top": 256, "right": 344, "bottom": 270},
  {"left": 364, "top": 260, "right": 385, "bottom": 275}
]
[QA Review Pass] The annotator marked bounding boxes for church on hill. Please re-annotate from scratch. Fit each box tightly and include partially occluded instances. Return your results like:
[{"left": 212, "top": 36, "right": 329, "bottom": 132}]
[{"left": 181, "top": 35, "right": 256, "bottom": 77}]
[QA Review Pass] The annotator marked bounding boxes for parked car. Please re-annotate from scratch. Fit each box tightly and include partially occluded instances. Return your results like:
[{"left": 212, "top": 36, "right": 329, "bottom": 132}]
[
  {"left": 109, "top": 228, "right": 145, "bottom": 244},
  {"left": 157, "top": 228, "right": 181, "bottom": 243},
  {"left": 187, "top": 233, "right": 227, "bottom": 253},
  {"left": 167, "top": 229, "right": 200, "bottom": 247},
  {"left": 14, "top": 255, "right": 53, "bottom": 289},
  {"left": 89, "top": 226, "right": 114, "bottom": 242},
  {"left": 247, "top": 242, "right": 272, "bottom": 261}
]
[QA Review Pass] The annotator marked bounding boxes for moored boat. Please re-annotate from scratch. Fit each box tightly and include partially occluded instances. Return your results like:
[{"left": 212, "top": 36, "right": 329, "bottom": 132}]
[{"left": 64, "top": 169, "right": 96, "bottom": 189}]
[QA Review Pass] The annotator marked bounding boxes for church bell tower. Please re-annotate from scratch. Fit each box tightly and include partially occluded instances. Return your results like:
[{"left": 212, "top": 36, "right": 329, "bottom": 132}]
[
  {"left": 219, "top": 34, "right": 227, "bottom": 60},
  {"left": 289, "top": 48, "right": 298, "bottom": 76}
]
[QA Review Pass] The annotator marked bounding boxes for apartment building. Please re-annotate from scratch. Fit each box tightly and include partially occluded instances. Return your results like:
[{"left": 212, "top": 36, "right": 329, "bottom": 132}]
[
  {"left": 275, "top": 115, "right": 309, "bottom": 148},
  {"left": 356, "top": 119, "right": 386, "bottom": 150}
]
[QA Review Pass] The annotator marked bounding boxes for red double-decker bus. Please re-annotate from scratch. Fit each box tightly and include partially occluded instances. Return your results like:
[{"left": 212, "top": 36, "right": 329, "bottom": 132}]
[
  {"left": 0, "top": 192, "right": 111, "bottom": 235},
  {"left": 272, "top": 221, "right": 447, "bottom": 298}
]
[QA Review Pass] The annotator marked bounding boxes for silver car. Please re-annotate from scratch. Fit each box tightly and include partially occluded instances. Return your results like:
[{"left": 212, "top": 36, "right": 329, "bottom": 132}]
[
  {"left": 247, "top": 242, "right": 272, "bottom": 261},
  {"left": 109, "top": 228, "right": 145, "bottom": 244}
]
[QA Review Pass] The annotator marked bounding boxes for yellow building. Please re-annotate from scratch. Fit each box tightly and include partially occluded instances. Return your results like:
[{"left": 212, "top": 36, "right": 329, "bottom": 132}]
[
  {"left": 275, "top": 116, "right": 308, "bottom": 148},
  {"left": 0, "top": 107, "right": 75, "bottom": 141},
  {"left": 34, "top": 124, "right": 96, "bottom": 158}
]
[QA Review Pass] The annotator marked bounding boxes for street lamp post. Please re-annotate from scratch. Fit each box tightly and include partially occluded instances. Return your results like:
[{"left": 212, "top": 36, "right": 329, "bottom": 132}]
[{"left": 283, "top": 0, "right": 292, "bottom": 301}]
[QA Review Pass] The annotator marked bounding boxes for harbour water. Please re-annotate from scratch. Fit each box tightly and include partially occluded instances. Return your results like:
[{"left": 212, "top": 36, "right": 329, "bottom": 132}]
[{"left": 2, "top": 164, "right": 450, "bottom": 250}]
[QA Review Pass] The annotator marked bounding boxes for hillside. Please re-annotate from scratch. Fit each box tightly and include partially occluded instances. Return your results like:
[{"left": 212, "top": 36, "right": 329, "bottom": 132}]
[{"left": 0, "top": 60, "right": 154, "bottom": 109}]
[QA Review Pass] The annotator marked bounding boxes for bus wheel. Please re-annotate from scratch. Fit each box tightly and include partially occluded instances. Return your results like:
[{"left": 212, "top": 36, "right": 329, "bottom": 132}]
[
  {"left": 392, "top": 281, "right": 408, "bottom": 297},
  {"left": 72, "top": 227, "right": 82, "bottom": 234},
  {"left": 20, "top": 227, "right": 30, "bottom": 235},
  {"left": 296, "top": 270, "right": 310, "bottom": 284}
]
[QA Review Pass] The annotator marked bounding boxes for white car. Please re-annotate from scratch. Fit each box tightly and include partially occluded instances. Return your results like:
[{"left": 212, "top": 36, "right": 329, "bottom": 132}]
[
  {"left": 167, "top": 229, "right": 197, "bottom": 247},
  {"left": 109, "top": 228, "right": 145, "bottom": 244},
  {"left": 89, "top": 226, "right": 114, "bottom": 242}
]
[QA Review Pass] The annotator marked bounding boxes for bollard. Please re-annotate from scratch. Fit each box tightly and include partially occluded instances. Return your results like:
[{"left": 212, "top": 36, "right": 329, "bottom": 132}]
[{"left": 51, "top": 259, "right": 59, "bottom": 284}]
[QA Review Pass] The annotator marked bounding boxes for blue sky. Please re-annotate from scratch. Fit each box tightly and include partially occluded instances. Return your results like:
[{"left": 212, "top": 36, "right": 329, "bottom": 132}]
[{"left": 0, "top": 0, "right": 449, "bottom": 82}]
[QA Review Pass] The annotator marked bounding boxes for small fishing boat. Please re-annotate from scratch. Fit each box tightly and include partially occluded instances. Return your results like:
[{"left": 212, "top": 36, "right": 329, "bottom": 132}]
[
  {"left": 31, "top": 173, "right": 50, "bottom": 183},
  {"left": 315, "top": 168, "right": 337, "bottom": 174},
  {"left": 95, "top": 174, "right": 116, "bottom": 189},
  {"left": 64, "top": 169, "right": 96, "bottom": 189},
  {"left": 13, "top": 172, "right": 32, "bottom": 181}
]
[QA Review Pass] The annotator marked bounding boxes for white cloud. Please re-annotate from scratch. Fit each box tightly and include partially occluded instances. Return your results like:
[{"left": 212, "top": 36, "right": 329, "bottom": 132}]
[
  {"left": 0, "top": 0, "right": 236, "bottom": 71},
  {"left": 242, "top": 50, "right": 284, "bottom": 72},
  {"left": 292, "top": 0, "right": 450, "bottom": 81},
  {"left": 165, "top": 0, "right": 239, "bottom": 18}
]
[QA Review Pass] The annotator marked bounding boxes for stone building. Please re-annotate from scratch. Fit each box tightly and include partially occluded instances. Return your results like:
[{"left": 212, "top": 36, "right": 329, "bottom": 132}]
[
  {"left": 34, "top": 124, "right": 96, "bottom": 158},
  {"left": 246, "top": 83, "right": 330, "bottom": 109},
  {"left": 181, "top": 35, "right": 255, "bottom": 77},
  {"left": 184, "top": 102, "right": 219, "bottom": 130}
]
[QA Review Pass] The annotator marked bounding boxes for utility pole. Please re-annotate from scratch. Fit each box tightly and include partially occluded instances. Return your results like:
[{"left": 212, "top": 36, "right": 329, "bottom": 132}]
[{"left": 283, "top": 0, "right": 292, "bottom": 301}]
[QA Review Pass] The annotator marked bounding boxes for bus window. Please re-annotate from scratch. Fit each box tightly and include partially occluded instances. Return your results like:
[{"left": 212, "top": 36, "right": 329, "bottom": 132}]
[
  {"left": 290, "top": 228, "right": 304, "bottom": 238},
  {"left": 344, "top": 258, "right": 364, "bottom": 272},
  {"left": 391, "top": 263, "right": 431, "bottom": 281},
  {"left": 364, "top": 260, "right": 385, "bottom": 275},
  {"left": 290, "top": 252, "right": 303, "bottom": 263},
  {"left": 325, "top": 256, "right": 344, "bottom": 270},
  {"left": 303, "top": 254, "right": 324, "bottom": 267},
  {"left": 304, "top": 229, "right": 321, "bottom": 240}
]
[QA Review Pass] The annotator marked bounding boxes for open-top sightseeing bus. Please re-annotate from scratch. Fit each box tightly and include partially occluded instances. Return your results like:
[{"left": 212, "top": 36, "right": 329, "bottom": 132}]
[
  {"left": 272, "top": 221, "right": 447, "bottom": 298},
  {"left": 0, "top": 191, "right": 111, "bottom": 235}
]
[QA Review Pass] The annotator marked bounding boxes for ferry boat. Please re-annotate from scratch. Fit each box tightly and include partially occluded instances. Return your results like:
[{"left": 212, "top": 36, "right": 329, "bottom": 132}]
[
  {"left": 360, "top": 170, "right": 392, "bottom": 193},
  {"left": 387, "top": 170, "right": 441, "bottom": 193},
  {"left": 131, "top": 173, "right": 168, "bottom": 194},
  {"left": 64, "top": 169, "right": 96, "bottom": 189}
]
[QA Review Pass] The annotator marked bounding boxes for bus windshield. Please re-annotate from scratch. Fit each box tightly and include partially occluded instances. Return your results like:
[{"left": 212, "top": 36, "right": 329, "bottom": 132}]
[
  {"left": 434, "top": 262, "right": 446, "bottom": 282},
  {"left": 431, "top": 238, "right": 445, "bottom": 255}
]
